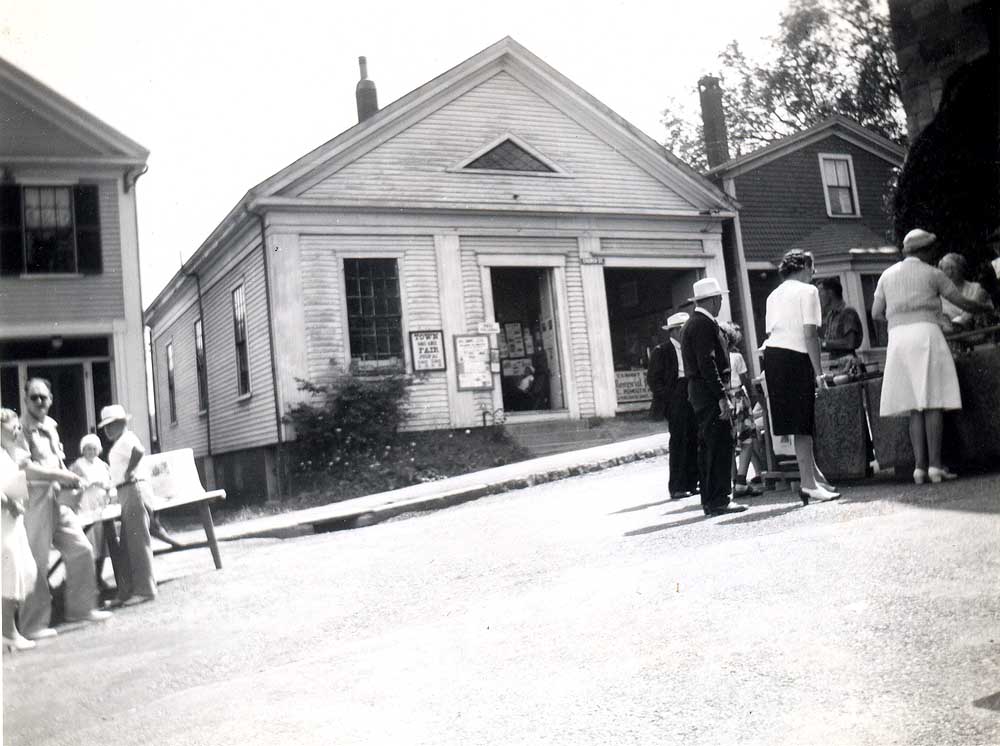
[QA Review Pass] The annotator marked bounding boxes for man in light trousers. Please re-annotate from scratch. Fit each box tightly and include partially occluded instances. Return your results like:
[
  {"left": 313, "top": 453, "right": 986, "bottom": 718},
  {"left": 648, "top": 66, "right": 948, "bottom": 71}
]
[{"left": 19, "top": 378, "right": 111, "bottom": 639}]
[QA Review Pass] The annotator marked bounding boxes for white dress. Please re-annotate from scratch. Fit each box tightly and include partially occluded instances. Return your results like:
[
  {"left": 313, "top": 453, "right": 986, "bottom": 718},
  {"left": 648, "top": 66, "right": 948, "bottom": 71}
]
[{"left": 1, "top": 449, "right": 38, "bottom": 602}]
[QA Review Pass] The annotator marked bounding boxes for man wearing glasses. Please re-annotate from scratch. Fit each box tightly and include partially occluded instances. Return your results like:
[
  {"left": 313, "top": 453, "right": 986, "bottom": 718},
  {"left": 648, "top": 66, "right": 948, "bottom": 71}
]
[{"left": 20, "top": 378, "right": 112, "bottom": 640}]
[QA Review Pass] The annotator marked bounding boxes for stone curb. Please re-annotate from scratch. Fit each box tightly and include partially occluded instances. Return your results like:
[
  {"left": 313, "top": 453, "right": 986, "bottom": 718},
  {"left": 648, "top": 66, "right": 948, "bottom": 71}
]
[{"left": 306, "top": 444, "right": 670, "bottom": 534}]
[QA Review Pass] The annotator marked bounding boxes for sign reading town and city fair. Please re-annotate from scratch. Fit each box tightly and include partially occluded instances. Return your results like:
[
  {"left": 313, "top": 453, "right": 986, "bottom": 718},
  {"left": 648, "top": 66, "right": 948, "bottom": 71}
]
[
  {"left": 453, "top": 334, "right": 494, "bottom": 390},
  {"left": 614, "top": 370, "right": 653, "bottom": 403},
  {"left": 409, "top": 330, "right": 447, "bottom": 372}
]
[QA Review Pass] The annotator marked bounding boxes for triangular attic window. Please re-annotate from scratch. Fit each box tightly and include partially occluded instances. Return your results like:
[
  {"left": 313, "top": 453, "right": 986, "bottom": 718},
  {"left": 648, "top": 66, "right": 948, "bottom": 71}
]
[{"left": 464, "top": 139, "right": 555, "bottom": 172}]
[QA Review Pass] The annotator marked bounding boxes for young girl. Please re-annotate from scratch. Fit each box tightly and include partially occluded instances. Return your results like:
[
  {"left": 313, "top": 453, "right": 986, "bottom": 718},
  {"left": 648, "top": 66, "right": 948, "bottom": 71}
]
[
  {"left": 69, "top": 434, "right": 116, "bottom": 593},
  {"left": 2, "top": 408, "right": 82, "bottom": 651},
  {"left": 721, "top": 323, "right": 765, "bottom": 497}
]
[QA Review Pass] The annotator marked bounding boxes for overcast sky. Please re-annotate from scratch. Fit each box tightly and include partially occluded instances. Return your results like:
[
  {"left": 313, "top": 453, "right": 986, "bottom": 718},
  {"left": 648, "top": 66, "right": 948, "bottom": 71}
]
[{"left": 2, "top": 0, "right": 789, "bottom": 304}]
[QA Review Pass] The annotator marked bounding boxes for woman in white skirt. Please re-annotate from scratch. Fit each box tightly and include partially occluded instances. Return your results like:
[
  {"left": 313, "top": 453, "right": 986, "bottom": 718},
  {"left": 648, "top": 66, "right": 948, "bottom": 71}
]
[{"left": 872, "top": 229, "right": 993, "bottom": 484}]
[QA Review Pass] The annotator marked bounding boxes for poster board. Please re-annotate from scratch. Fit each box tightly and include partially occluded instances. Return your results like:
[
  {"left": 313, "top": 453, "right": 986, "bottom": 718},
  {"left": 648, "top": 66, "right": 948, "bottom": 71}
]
[
  {"left": 614, "top": 370, "right": 653, "bottom": 403},
  {"left": 504, "top": 323, "right": 525, "bottom": 357},
  {"left": 454, "top": 334, "right": 493, "bottom": 390},
  {"left": 409, "top": 330, "right": 446, "bottom": 372}
]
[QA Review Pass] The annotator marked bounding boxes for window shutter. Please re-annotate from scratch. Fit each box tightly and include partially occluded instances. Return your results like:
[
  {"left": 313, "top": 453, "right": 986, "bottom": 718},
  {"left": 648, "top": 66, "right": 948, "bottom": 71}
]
[
  {"left": 0, "top": 185, "right": 25, "bottom": 276},
  {"left": 74, "top": 185, "right": 102, "bottom": 274}
]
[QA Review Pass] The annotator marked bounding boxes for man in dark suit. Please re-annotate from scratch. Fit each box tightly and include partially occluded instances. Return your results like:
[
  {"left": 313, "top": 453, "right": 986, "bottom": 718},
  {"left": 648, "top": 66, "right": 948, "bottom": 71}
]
[
  {"left": 647, "top": 312, "right": 699, "bottom": 499},
  {"left": 680, "top": 279, "right": 748, "bottom": 516}
]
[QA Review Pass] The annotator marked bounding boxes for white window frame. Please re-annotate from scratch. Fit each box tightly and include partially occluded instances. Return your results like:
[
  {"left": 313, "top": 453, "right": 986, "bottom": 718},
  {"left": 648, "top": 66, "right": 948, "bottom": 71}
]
[
  {"left": 339, "top": 253, "right": 410, "bottom": 375},
  {"left": 818, "top": 153, "right": 861, "bottom": 219},
  {"left": 449, "top": 132, "right": 571, "bottom": 177},
  {"left": 165, "top": 340, "right": 177, "bottom": 425},
  {"left": 231, "top": 282, "right": 253, "bottom": 400},
  {"left": 194, "top": 318, "right": 208, "bottom": 414}
]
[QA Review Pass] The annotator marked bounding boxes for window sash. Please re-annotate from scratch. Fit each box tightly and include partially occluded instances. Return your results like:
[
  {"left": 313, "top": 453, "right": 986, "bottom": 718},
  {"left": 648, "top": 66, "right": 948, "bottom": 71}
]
[
  {"left": 344, "top": 258, "right": 403, "bottom": 363},
  {"left": 194, "top": 319, "right": 208, "bottom": 412},
  {"left": 166, "top": 343, "right": 177, "bottom": 424},
  {"left": 23, "top": 186, "right": 78, "bottom": 273},
  {"left": 231, "top": 286, "right": 251, "bottom": 395},
  {"left": 821, "top": 157, "right": 856, "bottom": 216}
]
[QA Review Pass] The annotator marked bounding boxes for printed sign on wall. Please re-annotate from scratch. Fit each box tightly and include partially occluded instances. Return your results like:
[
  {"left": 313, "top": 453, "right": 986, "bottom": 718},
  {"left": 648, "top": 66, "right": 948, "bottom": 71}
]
[
  {"left": 409, "top": 330, "right": 447, "bottom": 372},
  {"left": 614, "top": 370, "right": 653, "bottom": 403},
  {"left": 454, "top": 334, "right": 494, "bottom": 390}
]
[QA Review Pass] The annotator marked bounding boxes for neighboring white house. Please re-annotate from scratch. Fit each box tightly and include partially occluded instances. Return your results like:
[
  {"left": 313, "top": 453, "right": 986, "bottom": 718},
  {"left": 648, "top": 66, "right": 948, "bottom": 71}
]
[
  {"left": 0, "top": 57, "right": 150, "bottom": 462},
  {"left": 144, "top": 37, "right": 739, "bottom": 502}
]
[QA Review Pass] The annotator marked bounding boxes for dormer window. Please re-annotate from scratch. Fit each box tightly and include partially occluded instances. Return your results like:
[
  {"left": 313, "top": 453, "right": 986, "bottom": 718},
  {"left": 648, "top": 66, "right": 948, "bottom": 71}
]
[
  {"left": 454, "top": 133, "right": 567, "bottom": 176},
  {"left": 818, "top": 154, "right": 860, "bottom": 218}
]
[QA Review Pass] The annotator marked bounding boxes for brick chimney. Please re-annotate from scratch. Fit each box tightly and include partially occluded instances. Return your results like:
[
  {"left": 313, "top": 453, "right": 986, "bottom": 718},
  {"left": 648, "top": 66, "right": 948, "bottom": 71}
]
[
  {"left": 356, "top": 56, "right": 378, "bottom": 123},
  {"left": 698, "top": 75, "right": 731, "bottom": 168}
]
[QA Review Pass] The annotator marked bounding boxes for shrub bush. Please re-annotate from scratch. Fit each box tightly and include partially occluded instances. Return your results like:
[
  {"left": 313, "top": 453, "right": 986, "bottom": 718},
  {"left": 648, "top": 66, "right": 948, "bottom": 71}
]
[{"left": 285, "top": 372, "right": 409, "bottom": 485}]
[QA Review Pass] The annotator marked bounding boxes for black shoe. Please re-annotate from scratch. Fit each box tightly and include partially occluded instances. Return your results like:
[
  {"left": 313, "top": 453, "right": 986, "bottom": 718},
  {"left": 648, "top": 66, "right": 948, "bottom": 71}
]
[
  {"left": 705, "top": 502, "right": 749, "bottom": 516},
  {"left": 670, "top": 491, "right": 691, "bottom": 500}
]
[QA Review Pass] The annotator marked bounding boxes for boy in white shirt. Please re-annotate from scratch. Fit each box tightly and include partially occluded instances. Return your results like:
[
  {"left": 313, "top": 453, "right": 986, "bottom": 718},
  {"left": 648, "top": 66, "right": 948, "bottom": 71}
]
[{"left": 98, "top": 405, "right": 157, "bottom": 604}]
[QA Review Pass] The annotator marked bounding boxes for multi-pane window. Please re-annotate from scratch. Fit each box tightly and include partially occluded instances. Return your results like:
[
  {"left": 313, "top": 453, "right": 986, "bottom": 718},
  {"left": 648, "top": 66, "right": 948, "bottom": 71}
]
[
  {"left": 232, "top": 285, "right": 251, "bottom": 396},
  {"left": 860, "top": 273, "right": 889, "bottom": 348},
  {"left": 0, "top": 184, "right": 102, "bottom": 275},
  {"left": 194, "top": 318, "right": 208, "bottom": 412},
  {"left": 820, "top": 155, "right": 858, "bottom": 216},
  {"left": 166, "top": 342, "right": 177, "bottom": 424},
  {"left": 465, "top": 139, "right": 555, "bottom": 172},
  {"left": 344, "top": 258, "right": 403, "bottom": 370}
]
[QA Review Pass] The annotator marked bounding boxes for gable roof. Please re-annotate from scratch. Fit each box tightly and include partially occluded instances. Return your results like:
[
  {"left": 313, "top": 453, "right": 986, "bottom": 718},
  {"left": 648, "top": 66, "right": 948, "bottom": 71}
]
[
  {"left": 0, "top": 56, "right": 148, "bottom": 164},
  {"left": 147, "top": 37, "right": 735, "bottom": 320},
  {"left": 707, "top": 115, "right": 905, "bottom": 179}
]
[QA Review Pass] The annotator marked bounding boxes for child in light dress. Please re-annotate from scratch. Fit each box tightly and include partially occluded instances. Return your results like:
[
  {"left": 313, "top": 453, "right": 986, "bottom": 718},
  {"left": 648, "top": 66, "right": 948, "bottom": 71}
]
[{"left": 69, "top": 433, "right": 117, "bottom": 593}]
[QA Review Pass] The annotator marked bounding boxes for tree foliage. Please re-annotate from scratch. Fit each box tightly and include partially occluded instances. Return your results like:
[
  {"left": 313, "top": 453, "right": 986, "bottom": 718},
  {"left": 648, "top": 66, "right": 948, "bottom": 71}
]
[{"left": 664, "top": 0, "right": 906, "bottom": 171}]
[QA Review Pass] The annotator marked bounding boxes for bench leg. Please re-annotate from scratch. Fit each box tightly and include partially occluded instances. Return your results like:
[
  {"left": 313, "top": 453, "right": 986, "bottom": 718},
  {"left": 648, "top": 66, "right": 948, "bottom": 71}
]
[{"left": 198, "top": 503, "right": 222, "bottom": 570}]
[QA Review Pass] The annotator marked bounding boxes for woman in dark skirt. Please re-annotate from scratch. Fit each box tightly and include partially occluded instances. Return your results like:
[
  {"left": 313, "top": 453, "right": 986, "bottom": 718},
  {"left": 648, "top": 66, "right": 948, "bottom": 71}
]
[{"left": 762, "top": 250, "right": 840, "bottom": 504}]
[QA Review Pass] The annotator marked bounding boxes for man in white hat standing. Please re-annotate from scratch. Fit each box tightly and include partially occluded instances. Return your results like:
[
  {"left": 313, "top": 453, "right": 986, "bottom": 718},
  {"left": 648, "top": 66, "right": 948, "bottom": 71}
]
[
  {"left": 647, "top": 312, "right": 699, "bottom": 499},
  {"left": 19, "top": 378, "right": 112, "bottom": 638},
  {"left": 100, "top": 404, "right": 157, "bottom": 604},
  {"left": 680, "top": 279, "right": 748, "bottom": 516}
]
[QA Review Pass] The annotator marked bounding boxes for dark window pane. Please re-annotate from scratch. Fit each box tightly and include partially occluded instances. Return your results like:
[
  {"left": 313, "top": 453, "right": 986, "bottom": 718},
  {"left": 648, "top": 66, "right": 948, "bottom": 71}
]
[
  {"left": 465, "top": 139, "right": 555, "bottom": 172},
  {"left": 0, "top": 185, "right": 25, "bottom": 276}
]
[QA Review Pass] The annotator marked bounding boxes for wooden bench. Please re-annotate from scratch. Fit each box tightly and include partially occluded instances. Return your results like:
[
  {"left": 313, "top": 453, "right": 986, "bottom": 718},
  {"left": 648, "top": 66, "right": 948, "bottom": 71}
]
[{"left": 56, "top": 448, "right": 226, "bottom": 578}]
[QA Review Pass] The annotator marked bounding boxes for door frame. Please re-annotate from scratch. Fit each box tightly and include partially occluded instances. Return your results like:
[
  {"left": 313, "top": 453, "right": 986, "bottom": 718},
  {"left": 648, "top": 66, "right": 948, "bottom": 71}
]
[
  {"left": 2, "top": 356, "right": 114, "bottom": 435},
  {"left": 477, "top": 254, "right": 578, "bottom": 421}
]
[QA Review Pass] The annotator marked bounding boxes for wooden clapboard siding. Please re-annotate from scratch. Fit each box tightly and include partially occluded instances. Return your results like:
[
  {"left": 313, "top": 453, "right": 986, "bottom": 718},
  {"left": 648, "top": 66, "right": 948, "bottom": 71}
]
[
  {"left": 0, "top": 180, "right": 125, "bottom": 324},
  {"left": 563, "top": 251, "right": 596, "bottom": 417},
  {"left": 302, "top": 72, "right": 694, "bottom": 212},
  {"left": 200, "top": 245, "right": 278, "bottom": 454},
  {"left": 299, "top": 234, "right": 451, "bottom": 431},
  {"left": 458, "top": 241, "right": 495, "bottom": 414},
  {"left": 150, "top": 287, "right": 209, "bottom": 457},
  {"left": 599, "top": 238, "right": 704, "bottom": 254}
]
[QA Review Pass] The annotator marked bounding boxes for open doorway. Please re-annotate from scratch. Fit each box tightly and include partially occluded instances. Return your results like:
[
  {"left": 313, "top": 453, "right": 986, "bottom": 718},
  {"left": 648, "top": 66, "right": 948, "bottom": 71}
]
[
  {"left": 603, "top": 267, "right": 701, "bottom": 408},
  {"left": 490, "top": 267, "right": 565, "bottom": 412}
]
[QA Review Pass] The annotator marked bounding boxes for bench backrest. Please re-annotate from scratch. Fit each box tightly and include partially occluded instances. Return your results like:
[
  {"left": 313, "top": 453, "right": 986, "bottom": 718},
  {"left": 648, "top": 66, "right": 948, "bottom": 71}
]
[{"left": 145, "top": 448, "right": 211, "bottom": 504}]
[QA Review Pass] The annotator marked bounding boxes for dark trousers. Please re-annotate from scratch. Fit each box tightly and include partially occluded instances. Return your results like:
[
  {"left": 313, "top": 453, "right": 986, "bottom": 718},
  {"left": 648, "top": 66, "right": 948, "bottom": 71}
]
[
  {"left": 694, "top": 403, "right": 735, "bottom": 512},
  {"left": 666, "top": 388, "right": 699, "bottom": 495}
]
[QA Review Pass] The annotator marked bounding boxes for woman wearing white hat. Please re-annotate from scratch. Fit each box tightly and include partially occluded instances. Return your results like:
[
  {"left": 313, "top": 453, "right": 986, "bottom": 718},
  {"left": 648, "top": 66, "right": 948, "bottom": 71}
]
[{"left": 872, "top": 229, "right": 992, "bottom": 483}]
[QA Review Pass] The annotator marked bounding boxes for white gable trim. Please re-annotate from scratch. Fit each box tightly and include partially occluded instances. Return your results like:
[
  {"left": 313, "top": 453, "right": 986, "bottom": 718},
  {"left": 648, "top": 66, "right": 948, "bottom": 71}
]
[
  {"left": 449, "top": 132, "right": 570, "bottom": 177},
  {"left": 0, "top": 58, "right": 148, "bottom": 162},
  {"left": 255, "top": 38, "right": 732, "bottom": 212},
  {"left": 708, "top": 119, "right": 904, "bottom": 179}
]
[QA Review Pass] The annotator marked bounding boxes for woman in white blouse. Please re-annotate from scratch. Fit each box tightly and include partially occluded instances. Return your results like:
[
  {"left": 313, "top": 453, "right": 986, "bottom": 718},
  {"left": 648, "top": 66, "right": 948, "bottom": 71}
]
[
  {"left": 762, "top": 250, "right": 839, "bottom": 505},
  {"left": 872, "top": 229, "right": 992, "bottom": 484}
]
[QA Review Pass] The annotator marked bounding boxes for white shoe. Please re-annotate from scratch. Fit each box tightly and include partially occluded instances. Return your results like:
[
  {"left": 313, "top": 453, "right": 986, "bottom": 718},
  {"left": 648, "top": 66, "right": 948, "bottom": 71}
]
[
  {"left": 913, "top": 468, "right": 927, "bottom": 485},
  {"left": 928, "top": 466, "right": 958, "bottom": 483},
  {"left": 66, "top": 609, "right": 112, "bottom": 624},
  {"left": 25, "top": 627, "right": 58, "bottom": 640},
  {"left": 3, "top": 635, "right": 36, "bottom": 652}
]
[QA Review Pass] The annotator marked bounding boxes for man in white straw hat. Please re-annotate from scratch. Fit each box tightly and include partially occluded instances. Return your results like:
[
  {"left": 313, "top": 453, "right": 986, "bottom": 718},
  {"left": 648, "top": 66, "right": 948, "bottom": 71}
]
[
  {"left": 680, "top": 278, "right": 748, "bottom": 516},
  {"left": 99, "top": 404, "right": 157, "bottom": 604},
  {"left": 647, "top": 312, "right": 699, "bottom": 499}
]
